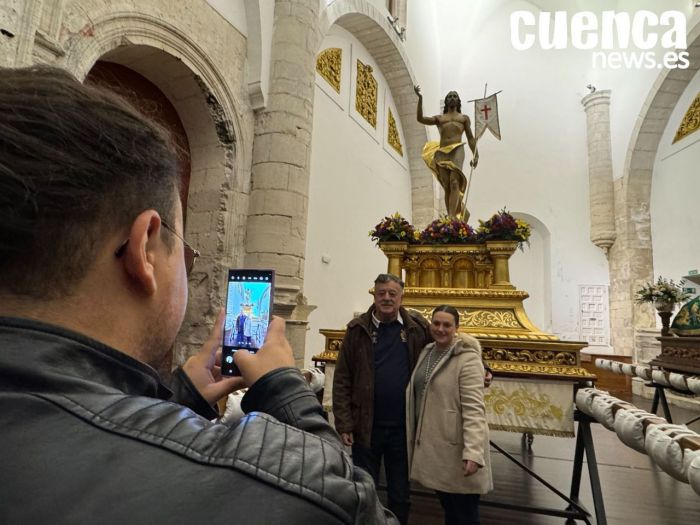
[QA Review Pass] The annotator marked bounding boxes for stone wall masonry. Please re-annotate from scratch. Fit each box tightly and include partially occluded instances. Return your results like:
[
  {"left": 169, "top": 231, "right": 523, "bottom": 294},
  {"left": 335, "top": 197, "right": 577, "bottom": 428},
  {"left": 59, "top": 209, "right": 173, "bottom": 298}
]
[
  {"left": 0, "top": 0, "right": 25, "bottom": 66},
  {"left": 246, "top": 0, "right": 321, "bottom": 310}
]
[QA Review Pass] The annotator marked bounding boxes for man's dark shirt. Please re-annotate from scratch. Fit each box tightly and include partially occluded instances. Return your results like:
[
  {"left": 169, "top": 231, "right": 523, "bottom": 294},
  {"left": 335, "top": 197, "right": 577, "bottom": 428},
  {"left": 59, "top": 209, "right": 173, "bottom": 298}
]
[{"left": 373, "top": 320, "right": 410, "bottom": 426}]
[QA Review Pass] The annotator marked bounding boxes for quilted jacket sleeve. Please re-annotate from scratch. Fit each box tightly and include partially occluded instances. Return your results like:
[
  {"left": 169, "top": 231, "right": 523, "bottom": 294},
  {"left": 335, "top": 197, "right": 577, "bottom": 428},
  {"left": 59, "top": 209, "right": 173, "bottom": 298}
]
[{"left": 242, "top": 367, "right": 341, "bottom": 446}]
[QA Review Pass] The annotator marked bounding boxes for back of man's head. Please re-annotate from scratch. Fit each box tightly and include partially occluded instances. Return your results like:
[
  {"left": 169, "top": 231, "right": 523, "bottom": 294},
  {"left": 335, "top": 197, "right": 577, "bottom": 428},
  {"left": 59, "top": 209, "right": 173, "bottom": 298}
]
[{"left": 0, "top": 66, "right": 179, "bottom": 299}]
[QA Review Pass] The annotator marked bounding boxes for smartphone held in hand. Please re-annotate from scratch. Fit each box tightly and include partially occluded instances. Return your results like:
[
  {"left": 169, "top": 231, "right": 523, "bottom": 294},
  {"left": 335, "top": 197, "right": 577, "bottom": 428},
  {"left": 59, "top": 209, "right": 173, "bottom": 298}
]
[{"left": 221, "top": 269, "right": 275, "bottom": 376}]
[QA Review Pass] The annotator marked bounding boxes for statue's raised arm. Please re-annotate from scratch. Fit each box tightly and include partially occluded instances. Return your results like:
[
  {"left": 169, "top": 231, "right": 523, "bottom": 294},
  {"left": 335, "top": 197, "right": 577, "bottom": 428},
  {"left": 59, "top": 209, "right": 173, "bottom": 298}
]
[{"left": 415, "top": 85, "right": 438, "bottom": 126}]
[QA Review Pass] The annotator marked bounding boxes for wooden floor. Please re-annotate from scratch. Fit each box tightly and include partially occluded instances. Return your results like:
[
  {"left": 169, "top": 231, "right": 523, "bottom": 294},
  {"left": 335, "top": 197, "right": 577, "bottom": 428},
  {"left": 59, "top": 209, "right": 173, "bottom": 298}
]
[{"left": 401, "top": 395, "right": 700, "bottom": 525}]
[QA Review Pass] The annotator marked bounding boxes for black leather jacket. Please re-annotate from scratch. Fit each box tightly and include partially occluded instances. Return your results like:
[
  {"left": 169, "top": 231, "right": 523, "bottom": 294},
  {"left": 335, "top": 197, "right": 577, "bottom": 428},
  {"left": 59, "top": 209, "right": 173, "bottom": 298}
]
[{"left": 0, "top": 317, "right": 397, "bottom": 525}]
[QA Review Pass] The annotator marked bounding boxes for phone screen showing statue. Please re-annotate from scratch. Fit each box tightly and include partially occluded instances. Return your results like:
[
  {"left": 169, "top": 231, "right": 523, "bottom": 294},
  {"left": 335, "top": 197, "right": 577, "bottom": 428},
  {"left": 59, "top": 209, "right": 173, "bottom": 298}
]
[{"left": 221, "top": 269, "right": 274, "bottom": 376}]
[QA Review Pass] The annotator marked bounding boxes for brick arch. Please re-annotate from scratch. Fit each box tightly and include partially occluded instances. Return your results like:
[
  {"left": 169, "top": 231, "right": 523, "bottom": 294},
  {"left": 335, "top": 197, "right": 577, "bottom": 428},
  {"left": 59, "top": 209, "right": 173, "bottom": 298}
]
[
  {"left": 320, "top": 0, "right": 436, "bottom": 225},
  {"left": 610, "top": 23, "right": 700, "bottom": 355},
  {"left": 57, "top": 11, "right": 251, "bottom": 365}
]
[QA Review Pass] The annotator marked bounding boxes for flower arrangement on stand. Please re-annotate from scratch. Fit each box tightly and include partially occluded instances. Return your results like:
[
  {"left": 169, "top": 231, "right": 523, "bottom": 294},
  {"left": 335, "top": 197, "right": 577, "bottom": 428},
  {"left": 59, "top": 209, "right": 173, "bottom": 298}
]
[
  {"left": 369, "top": 212, "right": 416, "bottom": 245},
  {"left": 477, "top": 208, "right": 531, "bottom": 249},
  {"left": 418, "top": 216, "right": 475, "bottom": 244},
  {"left": 368, "top": 209, "right": 532, "bottom": 247},
  {"left": 635, "top": 277, "right": 691, "bottom": 311},
  {"left": 636, "top": 276, "right": 692, "bottom": 336}
]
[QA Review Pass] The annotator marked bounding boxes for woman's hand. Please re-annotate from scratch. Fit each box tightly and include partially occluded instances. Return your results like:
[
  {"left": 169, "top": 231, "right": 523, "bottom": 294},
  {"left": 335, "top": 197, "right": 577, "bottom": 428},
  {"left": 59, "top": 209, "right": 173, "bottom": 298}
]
[{"left": 463, "top": 459, "right": 480, "bottom": 477}]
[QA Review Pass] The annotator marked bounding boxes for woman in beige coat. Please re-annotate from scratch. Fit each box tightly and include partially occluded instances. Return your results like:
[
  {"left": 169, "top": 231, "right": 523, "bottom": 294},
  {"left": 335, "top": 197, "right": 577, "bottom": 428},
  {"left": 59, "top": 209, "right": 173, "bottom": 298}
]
[{"left": 406, "top": 305, "right": 493, "bottom": 525}]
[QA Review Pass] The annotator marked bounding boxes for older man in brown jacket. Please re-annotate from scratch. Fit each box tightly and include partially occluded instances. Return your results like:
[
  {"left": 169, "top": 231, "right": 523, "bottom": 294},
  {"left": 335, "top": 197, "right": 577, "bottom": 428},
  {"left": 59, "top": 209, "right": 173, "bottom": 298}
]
[{"left": 333, "top": 274, "right": 431, "bottom": 525}]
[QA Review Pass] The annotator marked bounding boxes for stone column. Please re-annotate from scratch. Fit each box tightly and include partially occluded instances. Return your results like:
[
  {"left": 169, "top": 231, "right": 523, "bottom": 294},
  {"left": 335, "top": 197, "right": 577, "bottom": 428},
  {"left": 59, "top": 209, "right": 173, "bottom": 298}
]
[
  {"left": 581, "top": 90, "right": 616, "bottom": 255},
  {"left": 245, "top": 0, "right": 321, "bottom": 362}
]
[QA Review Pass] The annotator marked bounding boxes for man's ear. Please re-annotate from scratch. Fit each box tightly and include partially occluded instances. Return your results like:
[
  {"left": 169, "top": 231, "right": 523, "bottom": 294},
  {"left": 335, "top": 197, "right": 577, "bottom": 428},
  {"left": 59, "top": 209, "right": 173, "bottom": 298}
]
[{"left": 123, "top": 210, "right": 163, "bottom": 296}]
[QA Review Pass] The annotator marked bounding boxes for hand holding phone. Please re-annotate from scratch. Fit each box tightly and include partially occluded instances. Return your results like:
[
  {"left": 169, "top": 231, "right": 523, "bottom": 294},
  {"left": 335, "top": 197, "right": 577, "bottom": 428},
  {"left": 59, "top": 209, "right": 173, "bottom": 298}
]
[
  {"left": 232, "top": 316, "right": 294, "bottom": 385},
  {"left": 221, "top": 269, "right": 275, "bottom": 376},
  {"left": 181, "top": 308, "right": 245, "bottom": 403}
]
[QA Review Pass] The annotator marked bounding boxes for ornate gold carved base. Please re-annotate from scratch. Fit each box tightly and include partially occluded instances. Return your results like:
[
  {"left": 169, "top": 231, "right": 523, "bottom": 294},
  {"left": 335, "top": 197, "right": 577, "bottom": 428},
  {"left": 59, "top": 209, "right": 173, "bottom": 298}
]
[{"left": 401, "top": 287, "right": 555, "bottom": 342}]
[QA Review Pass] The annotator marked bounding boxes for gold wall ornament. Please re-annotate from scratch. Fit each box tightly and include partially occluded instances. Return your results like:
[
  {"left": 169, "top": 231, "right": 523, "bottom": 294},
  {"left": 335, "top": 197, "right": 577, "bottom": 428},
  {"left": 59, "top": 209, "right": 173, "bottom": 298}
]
[
  {"left": 316, "top": 48, "right": 342, "bottom": 93},
  {"left": 673, "top": 91, "right": 700, "bottom": 144},
  {"left": 355, "top": 59, "right": 378, "bottom": 128},
  {"left": 387, "top": 108, "right": 403, "bottom": 155}
]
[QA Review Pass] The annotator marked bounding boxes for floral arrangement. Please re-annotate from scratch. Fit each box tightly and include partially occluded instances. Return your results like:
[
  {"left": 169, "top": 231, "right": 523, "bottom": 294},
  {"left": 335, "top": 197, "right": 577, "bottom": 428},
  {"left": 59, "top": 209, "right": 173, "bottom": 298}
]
[
  {"left": 368, "top": 209, "right": 532, "bottom": 247},
  {"left": 477, "top": 208, "right": 531, "bottom": 249},
  {"left": 369, "top": 212, "right": 416, "bottom": 244},
  {"left": 419, "top": 216, "right": 475, "bottom": 244},
  {"left": 635, "top": 276, "right": 691, "bottom": 306}
]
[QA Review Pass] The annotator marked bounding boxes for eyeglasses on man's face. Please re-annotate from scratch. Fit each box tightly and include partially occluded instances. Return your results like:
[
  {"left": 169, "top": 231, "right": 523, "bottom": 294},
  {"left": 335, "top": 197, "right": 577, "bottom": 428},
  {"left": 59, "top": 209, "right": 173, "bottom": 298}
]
[{"left": 114, "top": 219, "right": 200, "bottom": 275}]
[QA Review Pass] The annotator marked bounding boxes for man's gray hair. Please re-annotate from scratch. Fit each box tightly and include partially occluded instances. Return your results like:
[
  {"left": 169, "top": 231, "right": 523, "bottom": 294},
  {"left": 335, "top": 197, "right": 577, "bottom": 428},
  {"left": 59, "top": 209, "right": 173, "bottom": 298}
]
[{"left": 374, "top": 273, "right": 404, "bottom": 289}]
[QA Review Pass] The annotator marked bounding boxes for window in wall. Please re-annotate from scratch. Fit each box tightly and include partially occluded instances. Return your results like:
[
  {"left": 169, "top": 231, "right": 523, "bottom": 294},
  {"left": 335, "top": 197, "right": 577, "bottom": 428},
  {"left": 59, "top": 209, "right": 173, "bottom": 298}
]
[{"left": 578, "top": 285, "right": 610, "bottom": 346}]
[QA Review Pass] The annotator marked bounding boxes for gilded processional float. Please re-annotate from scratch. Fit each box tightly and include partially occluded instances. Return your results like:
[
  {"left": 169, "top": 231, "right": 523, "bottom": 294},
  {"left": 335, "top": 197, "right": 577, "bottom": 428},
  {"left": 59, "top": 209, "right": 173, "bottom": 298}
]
[{"left": 314, "top": 85, "right": 595, "bottom": 439}]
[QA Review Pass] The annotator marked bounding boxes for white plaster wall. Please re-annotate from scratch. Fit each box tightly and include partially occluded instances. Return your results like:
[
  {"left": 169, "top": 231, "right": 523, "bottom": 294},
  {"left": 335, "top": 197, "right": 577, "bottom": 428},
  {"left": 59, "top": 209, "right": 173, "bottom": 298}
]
[
  {"left": 206, "top": 0, "right": 247, "bottom": 35},
  {"left": 304, "top": 27, "right": 412, "bottom": 362},
  {"left": 438, "top": 0, "right": 620, "bottom": 341},
  {"left": 403, "top": 0, "right": 441, "bottom": 142},
  {"left": 509, "top": 214, "right": 552, "bottom": 332},
  {"left": 438, "top": 0, "right": 698, "bottom": 182},
  {"left": 651, "top": 67, "right": 700, "bottom": 288}
]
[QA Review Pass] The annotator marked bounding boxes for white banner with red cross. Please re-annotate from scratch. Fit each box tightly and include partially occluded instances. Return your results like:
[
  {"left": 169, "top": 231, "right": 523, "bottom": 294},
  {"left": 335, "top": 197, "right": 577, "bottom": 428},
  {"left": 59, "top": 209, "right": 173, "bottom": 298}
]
[{"left": 474, "top": 93, "right": 501, "bottom": 141}]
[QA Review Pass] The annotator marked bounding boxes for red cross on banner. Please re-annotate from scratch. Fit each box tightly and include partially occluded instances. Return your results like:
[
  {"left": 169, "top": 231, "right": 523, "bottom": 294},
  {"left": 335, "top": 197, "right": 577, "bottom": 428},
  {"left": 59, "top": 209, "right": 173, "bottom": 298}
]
[{"left": 474, "top": 93, "right": 501, "bottom": 141}]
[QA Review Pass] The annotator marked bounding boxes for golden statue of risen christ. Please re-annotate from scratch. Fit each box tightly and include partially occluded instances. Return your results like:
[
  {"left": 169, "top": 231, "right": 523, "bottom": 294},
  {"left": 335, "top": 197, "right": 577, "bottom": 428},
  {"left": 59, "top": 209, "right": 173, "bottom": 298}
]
[{"left": 415, "top": 85, "right": 478, "bottom": 222}]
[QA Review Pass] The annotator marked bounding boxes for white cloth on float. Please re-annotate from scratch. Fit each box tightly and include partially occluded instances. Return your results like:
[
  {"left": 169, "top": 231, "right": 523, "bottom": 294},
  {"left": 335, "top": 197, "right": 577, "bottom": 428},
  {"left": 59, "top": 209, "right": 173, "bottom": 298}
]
[
  {"left": 688, "top": 453, "right": 700, "bottom": 496},
  {"left": 644, "top": 424, "right": 698, "bottom": 482},
  {"left": 621, "top": 363, "right": 636, "bottom": 376},
  {"left": 652, "top": 369, "right": 672, "bottom": 387},
  {"left": 484, "top": 378, "right": 575, "bottom": 437},
  {"left": 595, "top": 358, "right": 612, "bottom": 371},
  {"left": 610, "top": 361, "right": 624, "bottom": 375},
  {"left": 687, "top": 376, "right": 700, "bottom": 395},
  {"left": 574, "top": 387, "right": 604, "bottom": 419},
  {"left": 590, "top": 394, "right": 623, "bottom": 431},
  {"left": 635, "top": 365, "right": 653, "bottom": 381},
  {"left": 668, "top": 372, "right": 690, "bottom": 392},
  {"left": 613, "top": 408, "right": 656, "bottom": 454}
]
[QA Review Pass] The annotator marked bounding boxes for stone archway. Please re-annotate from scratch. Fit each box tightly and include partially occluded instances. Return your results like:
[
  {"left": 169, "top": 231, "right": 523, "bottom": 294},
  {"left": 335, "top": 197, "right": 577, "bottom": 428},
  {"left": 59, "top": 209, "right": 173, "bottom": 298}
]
[
  {"left": 56, "top": 9, "right": 252, "bottom": 365},
  {"left": 320, "top": 0, "right": 436, "bottom": 225},
  {"left": 610, "top": 23, "right": 700, "bottom": 356}
]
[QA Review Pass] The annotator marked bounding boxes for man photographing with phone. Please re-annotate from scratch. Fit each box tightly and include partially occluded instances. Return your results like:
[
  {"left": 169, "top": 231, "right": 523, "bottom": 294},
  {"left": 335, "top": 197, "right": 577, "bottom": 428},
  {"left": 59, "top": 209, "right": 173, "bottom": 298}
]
[{"left": 0, "top": 66, "right": 397, "bottom": 525}]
